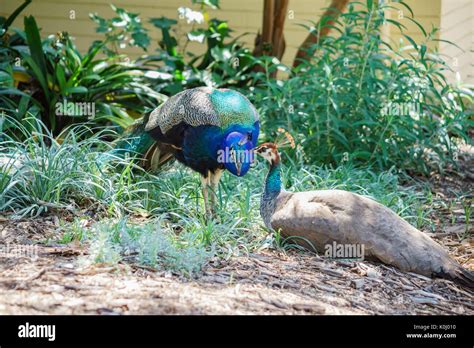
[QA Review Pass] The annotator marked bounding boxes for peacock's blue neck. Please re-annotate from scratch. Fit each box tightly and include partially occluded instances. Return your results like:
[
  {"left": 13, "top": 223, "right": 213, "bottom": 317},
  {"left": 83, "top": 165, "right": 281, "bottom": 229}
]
[{"left": 264, "top": 162, "right": 282, "bottom": 198}]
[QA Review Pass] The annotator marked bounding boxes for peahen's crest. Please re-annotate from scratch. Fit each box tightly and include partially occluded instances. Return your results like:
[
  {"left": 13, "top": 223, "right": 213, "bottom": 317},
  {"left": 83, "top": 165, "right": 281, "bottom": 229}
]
[{"left": 275, "top": 128, "right": 296, "bottom": 149}]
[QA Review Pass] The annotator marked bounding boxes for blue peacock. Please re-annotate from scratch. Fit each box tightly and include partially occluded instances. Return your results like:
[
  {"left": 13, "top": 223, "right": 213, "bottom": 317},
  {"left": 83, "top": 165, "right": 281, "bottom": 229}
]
[{"left": 112, "top": 87, "right": 260, "bottom": 216}]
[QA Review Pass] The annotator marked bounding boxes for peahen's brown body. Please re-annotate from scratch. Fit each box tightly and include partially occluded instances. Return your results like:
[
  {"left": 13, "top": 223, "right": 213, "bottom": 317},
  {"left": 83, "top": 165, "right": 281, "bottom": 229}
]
[{"left": 256, "top": 142, "right": 474, "bottom": 289}]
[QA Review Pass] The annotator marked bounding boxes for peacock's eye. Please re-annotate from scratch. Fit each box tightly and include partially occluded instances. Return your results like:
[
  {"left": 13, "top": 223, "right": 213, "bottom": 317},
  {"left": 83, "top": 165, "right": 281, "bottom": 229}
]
[{"left": 247, "top": 132, "right": 252, "bottom": 140}]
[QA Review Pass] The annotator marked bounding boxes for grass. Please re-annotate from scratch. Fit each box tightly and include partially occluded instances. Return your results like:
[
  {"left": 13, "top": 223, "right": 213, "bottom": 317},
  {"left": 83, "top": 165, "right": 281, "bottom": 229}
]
[
  {"left": 76, "top": 219, "right": 213, "bottom": 276},
  {"left": 0, "top": 121, "right": 436, "bottom": 275}
]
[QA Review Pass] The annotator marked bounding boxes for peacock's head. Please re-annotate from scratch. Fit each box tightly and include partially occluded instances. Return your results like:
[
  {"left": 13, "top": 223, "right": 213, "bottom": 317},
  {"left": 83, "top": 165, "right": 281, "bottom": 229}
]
[
  {"left": 255, "top": 142, "right": 280, "bottom": 166},
  {"left": 221, "top": 131, "right": 255, "bottom": 176}
]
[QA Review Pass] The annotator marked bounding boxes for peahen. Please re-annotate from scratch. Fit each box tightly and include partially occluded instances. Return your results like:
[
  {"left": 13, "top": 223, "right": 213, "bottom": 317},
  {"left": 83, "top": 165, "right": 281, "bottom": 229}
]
[
  {"left": 255, "top": 142, "right": 474, "bottom": 289},
  {"left": 112, "top": 87, "right": 260, "bottom": 216}
]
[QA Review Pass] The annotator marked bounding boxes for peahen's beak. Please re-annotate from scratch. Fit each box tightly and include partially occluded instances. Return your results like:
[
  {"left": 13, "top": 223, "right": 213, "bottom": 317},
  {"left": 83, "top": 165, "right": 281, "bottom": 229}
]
[{"left": 254, "top": 144, "right": 264, "bottom": 154}]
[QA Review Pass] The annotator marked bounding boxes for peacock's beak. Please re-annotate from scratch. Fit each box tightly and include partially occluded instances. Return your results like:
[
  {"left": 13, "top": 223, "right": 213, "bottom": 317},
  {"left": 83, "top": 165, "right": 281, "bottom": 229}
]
[
  {"left": 238, "top": 138, "right": 247, "bottom": 146},
  {"left": 235, "top": 160, "right": 242, "bottom": 176}
]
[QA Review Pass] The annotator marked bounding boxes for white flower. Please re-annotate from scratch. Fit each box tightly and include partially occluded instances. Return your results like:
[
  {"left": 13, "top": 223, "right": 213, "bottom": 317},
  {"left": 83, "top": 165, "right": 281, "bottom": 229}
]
[
  {"left": 187, "top": 32, "right": 205, "bottom": 43},
  {"left": 178, "top": 7, "right": 204, "bottom": 24}
]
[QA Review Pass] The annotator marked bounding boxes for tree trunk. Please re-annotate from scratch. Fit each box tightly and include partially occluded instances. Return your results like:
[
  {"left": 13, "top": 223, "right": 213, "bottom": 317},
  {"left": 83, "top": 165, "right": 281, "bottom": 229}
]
[
  {"left": 253, "top": 0, "right": 289, "bottom": 75},
  {"left": 272, "top": 0, "right": 288, "bottom": 61},
  {"left": 292, "top": 0, "right": 350, "bottom": 69}
]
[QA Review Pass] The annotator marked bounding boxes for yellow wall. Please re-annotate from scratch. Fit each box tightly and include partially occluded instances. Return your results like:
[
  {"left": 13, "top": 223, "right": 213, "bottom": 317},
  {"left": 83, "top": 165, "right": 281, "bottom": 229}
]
[
  {"left": 439, "top": 0, "right": 473, "bottom": 84},
  {"left": 1, "top": 0, "right": 471, "bottom": 83}
]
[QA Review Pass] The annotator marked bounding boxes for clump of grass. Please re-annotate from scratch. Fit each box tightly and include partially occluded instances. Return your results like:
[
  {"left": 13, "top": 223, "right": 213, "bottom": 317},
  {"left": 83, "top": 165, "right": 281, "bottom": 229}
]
[
  {"left": 88, "top": 224, "right": 122, "bottom": 265},
  {"left": 0, "top": 117, "right": 162, "bottom": 218},
  {"left": 77, "top": 218, "right": 213, "bottom": 275}
]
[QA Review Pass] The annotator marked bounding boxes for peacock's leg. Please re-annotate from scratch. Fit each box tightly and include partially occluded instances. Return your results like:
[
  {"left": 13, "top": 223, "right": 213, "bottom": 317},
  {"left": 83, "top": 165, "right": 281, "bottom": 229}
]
[
  {"left": 200, "top": 172, "right": 211, "bottom": 217},
  {"left": 209, "top": 168, "right": 223, "bottom": 216}
]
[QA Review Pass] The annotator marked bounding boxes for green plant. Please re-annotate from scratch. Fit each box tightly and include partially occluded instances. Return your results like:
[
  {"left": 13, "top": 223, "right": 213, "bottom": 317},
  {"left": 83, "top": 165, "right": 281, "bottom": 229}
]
[
  {"left": 251, "top": 0, "right": 473, "bottom": 175},
  {"left": 89, "top": 4, "right": 151, "bottom": 56},
  {"left": 0, "top": 0, "right": 31, "bottom": 38},
  {"left": 74, "top": 218, "right": 212, "bottom": 275},
  {"left": 141, "top": 0, "right": 261, "bottom": 95},
  {"left": 0, "top": 6, "right": 165, "bottom": 138},
  {"left": 0, "top": 115, "right": 433, "bottom": 223}
]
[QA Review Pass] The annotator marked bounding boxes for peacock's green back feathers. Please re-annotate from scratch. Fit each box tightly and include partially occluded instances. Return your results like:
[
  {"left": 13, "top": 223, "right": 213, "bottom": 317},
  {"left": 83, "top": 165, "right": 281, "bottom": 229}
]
[
  {"left": 145, "top": 87, "right": 259, "bottom": 135},
  {"left": 208, "top": 89, "right": 258, "bottom": 130}
]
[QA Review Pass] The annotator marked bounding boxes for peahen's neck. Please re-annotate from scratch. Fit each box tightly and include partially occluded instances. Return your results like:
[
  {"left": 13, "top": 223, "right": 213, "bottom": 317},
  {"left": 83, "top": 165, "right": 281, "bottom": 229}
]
[
  {"left": 264, "top": 162, "right": 282, "bottom": 197},
  {"left": 260, "top": 161, "right": 282, "bottom": 229}
]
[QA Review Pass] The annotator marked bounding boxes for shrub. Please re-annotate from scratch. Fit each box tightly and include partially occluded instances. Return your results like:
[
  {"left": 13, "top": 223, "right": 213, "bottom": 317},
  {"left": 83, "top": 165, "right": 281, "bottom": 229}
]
[
  {"left": 251, "top": 0, "right": 473, "bottom": 174},
  {"left": 0, "top": 0, "right": 269, "bottom": 139},
  {"left": 0, "top": 2, "right": 164, "bottom": 138},
  {"left": 141, "top": 1, "right": 260, "bottom": 95}
]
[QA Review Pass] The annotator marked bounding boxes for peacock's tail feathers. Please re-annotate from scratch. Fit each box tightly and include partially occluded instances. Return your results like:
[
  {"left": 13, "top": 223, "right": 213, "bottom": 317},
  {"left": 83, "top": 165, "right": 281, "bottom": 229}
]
[
  {"left": 112, "top": 116, "right": 154, "bottom": 158},
  {"left": 99, "top": 114, "right": 174, "bottom": 171},
  {"left": 142, "top": 142, "right": 175, "bottom": 171}
]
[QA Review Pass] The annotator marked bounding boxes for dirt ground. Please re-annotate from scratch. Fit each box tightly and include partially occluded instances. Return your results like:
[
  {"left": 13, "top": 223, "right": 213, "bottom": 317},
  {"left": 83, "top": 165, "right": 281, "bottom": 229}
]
[
  {"left": 0, "top": 207, "right": 472, "bottom": 315},
  {"left": 0, "top": 150, "right": 472, "bottom": 315}
]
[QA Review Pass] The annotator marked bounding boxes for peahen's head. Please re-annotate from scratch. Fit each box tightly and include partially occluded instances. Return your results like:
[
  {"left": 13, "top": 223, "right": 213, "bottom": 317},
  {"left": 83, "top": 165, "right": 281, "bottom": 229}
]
[
  {"left": 221, "top": 131, "right": 256, "bottom": 176},
  {"left": 255, "top": 142, "right": 280, "bottom": 166}
]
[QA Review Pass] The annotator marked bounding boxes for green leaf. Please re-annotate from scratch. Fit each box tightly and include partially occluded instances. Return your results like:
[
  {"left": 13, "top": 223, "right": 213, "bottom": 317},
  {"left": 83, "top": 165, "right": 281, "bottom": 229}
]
[
  {"left": 64, "top": 86, "right": 88, "bottom": 95},
  {"left": 132, "top": 32, "right": 150, "bottom": 50},
  {"left": 419, "top": 44, "right": 426, "bottom": 60},
  {"left": 366, "top": 0, "right": 373, "bottom": 12},
  {"left": 384, "top": 19, "right": 407, "bottom": 31},
  {"left": 149, "top": 17, "right": 177, "bottom": 29},
  {"left": 21, "top": 55, "right": 51, "bottom": 102},
  {"left": 402, "top": 34, "right": 418, "bottom": 50},
  {"left": 24, "top": 16, "right": 48, "bottom": 77},
  {"left": 55, "top": 64, "right": 66, "bottom": 93},
  {"left": 1, "top": 0, "right": 31, "bottom": 37},
  {"left": 432, "top": 38, "right": 463, "bottom": 52},
  {"left": 398, "top": 1, "right": 414, "bottom": 18},
  {"left": 405, "top": 17, "right": 427, "bottom": 37}
]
